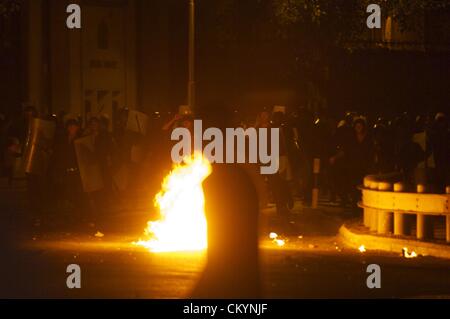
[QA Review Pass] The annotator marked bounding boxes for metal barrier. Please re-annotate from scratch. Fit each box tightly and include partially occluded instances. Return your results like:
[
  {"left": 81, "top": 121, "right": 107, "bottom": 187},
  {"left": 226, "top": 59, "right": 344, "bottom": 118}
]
[{"left": 359, "top": 176, "right": 450, "bottom": 243}]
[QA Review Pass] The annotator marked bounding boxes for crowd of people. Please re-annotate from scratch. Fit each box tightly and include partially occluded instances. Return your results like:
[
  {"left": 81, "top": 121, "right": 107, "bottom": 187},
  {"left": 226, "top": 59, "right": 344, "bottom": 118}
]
[
  {"left": 251, "top": 108, "right": 450, "bottom": 215},
  {"left": 0, "top": 104, "right": 449, "bottom": 224},
  {"left": 0, "top": 107, "right": 152, "bottom": 224}
]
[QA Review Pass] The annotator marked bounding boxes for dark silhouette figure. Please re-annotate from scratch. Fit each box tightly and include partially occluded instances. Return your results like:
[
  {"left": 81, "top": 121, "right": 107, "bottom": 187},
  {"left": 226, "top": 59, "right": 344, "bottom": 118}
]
[
  {"left": 191, "top": 163, "right": 261, "bottom": 299},
  {"left": 189, "top": 104, "right": 261, "bottom": 298},
  {"left": 430, "top": 113, "right": 450, "bottom": 189}
]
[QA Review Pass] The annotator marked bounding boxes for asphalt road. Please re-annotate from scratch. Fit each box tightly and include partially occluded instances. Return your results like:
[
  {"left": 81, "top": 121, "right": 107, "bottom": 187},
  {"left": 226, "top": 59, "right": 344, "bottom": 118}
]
[{"left": 1, "top": 182, "right": 450, "bottom": 299}]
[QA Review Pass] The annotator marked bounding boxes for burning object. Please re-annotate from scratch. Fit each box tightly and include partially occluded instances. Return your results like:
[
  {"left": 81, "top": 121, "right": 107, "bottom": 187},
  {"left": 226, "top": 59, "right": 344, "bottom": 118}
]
[
  {"left": 402, "top": 248, "right": 418, "bottom": 259},
  {"left": 269, "top": 232, "right": 285, "bottom": 247},
  {"left": 136, "top": 153, "right": 212, "bottom": 252}
]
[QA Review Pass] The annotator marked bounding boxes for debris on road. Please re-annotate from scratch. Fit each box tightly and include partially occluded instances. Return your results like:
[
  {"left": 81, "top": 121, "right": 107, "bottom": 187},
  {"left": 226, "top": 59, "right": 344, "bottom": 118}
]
[
  {"left": 269, "top": 232, "right": 286, "bottom": 247},
  {"left": 95, "top": 231, "right": 105, "bottom": 238}
]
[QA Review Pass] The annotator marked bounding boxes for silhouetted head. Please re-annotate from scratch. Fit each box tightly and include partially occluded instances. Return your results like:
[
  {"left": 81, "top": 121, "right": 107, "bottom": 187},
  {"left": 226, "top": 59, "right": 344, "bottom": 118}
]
[
  {"left": 87, "top": 117, "right": 100, "bottom": 134},
  {"left": 344, "top": 112, "right": 354, "bottom": 126},
  {"left": 65, "top": 118, "right": 81, "bottom": 138},
  {"left": 354, "top": 118, "right": 367, "bottom": 135},
  {"left": 434, "top": 112, "right": 448, "bottom": 131}
]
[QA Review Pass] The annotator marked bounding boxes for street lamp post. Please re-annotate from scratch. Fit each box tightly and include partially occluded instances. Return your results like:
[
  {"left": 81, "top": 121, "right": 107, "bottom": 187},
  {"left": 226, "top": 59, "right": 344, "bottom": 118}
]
[{"left": 188, "top": 0, "right": 196, "bottom": 111}]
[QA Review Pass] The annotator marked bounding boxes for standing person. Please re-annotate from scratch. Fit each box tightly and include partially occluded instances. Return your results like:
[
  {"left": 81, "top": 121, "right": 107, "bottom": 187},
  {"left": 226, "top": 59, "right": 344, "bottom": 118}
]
[
  {"left": 8, "top": 106, "right": 37, "bottom": 150},
  {"left": 285, "top": 111, "right": 302, "bottom": 197},
  {"left": 17, "top": 107, "right": 50, "bottom": 222},
  {"left": 430, "top": 113, "right": 450, "bottom": 190},
  {"left": 112, "top": 108, "right": 134, "bottom": 192},
  {"left": 98, "top": 115, "right": 115, "bottom": 176},
  {"left": 51, "top": 118, "right": 85, "bottom": 220},
  {"left": 113, "top": 108, "right": 132, "bottom": 167},
  {"left": 162, "top": 113, "right": 182, "bottom": 132},
  {"left": 394, "top": 114, "right": 425, "bottom": 183},
  {"left": 329, "top": 114, "right": 354, "bottom": 206},
  {"left": 267, "top": 111, "right": 293, "bottom": 215},
  {"left": 163, "top": 112, "right": 194, "bottom": 146},
  {"left": 254, "top": 111, "right": 273, "bottom": 209},
  {"left": 347, "top": 118, "right": 374, "bottom": 205},
  {"left": 96, "top": 115, "right": 116, "bottom": 210},
  {"left": 295, "top": 108, "right": 313, "bottom": 204},
  {"left": 85, "top": 115, "right": 115, "bottom": 185},
  {"left": 82, "top": 116, "right": 111, "bottom": 219},
  {"left": 313, "top": 113, "right": 334, "bottom": 202},
  {"left": 373, "top": 117, "right": 395, "bottom": 174}
]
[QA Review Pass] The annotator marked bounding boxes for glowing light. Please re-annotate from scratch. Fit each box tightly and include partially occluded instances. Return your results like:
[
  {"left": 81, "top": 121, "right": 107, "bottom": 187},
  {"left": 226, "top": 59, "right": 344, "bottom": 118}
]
[
  {"left": 359, "top": 245, "right": 366, "bottom": 253},
  {"left": 275, "top": 239, "right": 286, "bottom": 247},
  {"left": 135, "top": 153, "right": 212, "bottom": 253},
  {"left": 402, "top": 248, "right": 418, "bottom": 259},
  {"left": 269, "top": 232, "right": 285, "bottom": 247}
]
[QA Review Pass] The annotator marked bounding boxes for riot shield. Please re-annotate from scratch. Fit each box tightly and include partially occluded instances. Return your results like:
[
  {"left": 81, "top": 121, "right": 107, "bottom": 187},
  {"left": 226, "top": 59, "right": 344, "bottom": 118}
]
[
  {"left": 126, "top": 110, "right": 149, "bottom": 136},
  {"left": 23, "top": 118, "right": 56, "bottom": 176},
  {"left": 74, "top": 135, "right": 104, "bottom": 193},
  {"left": 126, "top": 110, "right": 149, "bottom": 164},
  {"left": 112, "top": 163, "right": 129, "bottom": 192}
]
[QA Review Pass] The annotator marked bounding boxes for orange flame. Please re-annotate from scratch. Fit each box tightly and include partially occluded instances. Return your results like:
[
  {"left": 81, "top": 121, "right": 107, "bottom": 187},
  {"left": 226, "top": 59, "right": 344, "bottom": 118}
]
[{"left": 135, "top": 153, "right": 212, "bottom": 252}]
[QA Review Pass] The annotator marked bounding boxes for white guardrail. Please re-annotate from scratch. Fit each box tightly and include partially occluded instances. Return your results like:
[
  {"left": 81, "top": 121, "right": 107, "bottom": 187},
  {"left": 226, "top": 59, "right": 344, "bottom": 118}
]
[{"left": 359, "top": 175, "right": 450, "bottom": 243}]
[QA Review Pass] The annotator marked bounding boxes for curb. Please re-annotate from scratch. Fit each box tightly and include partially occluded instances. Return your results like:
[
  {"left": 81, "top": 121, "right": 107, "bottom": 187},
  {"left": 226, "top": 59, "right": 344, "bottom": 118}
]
[{"left": 339, "top": 223, "right": 450, "bottom": 260}]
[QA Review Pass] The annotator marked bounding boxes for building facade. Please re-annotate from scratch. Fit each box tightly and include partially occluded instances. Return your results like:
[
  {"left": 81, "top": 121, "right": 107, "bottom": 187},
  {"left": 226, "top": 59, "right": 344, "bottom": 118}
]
[{"left": 17, "top": 0, "right": 189, "bottom": 125}]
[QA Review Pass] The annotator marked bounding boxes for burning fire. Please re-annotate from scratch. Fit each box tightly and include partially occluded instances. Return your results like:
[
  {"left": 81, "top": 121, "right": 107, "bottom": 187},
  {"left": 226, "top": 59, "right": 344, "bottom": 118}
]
[
  {"left": 402, "top": 248, "right": 418, "bottom": 259},
  {"left": 269, "top": 232, "right": 286, "bottom": 247},
  {"left": 135, "top": 153, "right": 212, "bottom": 253}
]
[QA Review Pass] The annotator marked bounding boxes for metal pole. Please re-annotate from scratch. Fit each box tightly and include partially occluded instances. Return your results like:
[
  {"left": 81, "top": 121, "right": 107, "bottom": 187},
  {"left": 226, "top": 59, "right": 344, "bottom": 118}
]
[
  {"left": 447, "top": 186, "right": 450, "bottom": 243},
  {"left": 188, "top": 0, "right": 195, "bottom": 110},
  {"left": 394, "top": 182, "right": 407, "bottom": 236},
  {"left": 312, "top": 158, "right": 320, "bottom": 209},
  {"left": 416, "top": 185, "right": 433, "bottom": 240}
]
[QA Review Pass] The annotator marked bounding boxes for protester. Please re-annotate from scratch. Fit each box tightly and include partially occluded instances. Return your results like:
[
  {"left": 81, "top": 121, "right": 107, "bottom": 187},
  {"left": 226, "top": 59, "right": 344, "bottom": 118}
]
[
  {"left": 373, "top": 117, "right": 395, "bottom": 174},
  {"left": 347, "top": 118, "right": 374, "bottom": 204},
  {"left": 430, "top": 112, "right": 450, "bottom": 189},
  {"left": 394, "top": 113, "right": 425, "bottom": 183},
  {"left": 328, "top": 114, "right": 354, "bottom": 206},
  {"left": 8, "top": 106, "right": 37, "bottom": 151},
  {"left": 267, "top": 111, "right": 294, "bottom": 215},
  {"left": 50, "top": 118, "right": 85, "bottom": 217},
  {"left": 1, "top": 101, "right": 447, "bottom": 230}
]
